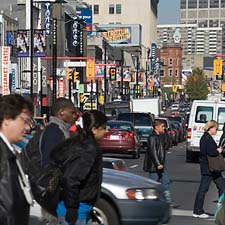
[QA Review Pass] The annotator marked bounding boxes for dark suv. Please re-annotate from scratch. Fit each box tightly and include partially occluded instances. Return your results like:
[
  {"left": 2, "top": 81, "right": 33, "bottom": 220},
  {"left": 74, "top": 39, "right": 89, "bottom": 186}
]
[{"left": 117, "top": 112, "right": 153, "bottom": 149}]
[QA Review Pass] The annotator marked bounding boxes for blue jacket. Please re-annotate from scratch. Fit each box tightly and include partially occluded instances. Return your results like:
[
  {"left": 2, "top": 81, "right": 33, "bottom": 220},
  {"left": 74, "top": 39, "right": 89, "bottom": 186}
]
[{"left": 200, "top": 132, "right": 219, "bottom": 175}]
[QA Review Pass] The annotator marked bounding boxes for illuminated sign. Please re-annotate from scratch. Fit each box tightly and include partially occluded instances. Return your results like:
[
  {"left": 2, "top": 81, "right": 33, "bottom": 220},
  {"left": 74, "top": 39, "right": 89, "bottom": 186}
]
[
  {"left": 44, "top": 3, "right": 51, "bottom": 36},
  {"left": 102, "top": 27, "right": 131, "bottom": 44}
]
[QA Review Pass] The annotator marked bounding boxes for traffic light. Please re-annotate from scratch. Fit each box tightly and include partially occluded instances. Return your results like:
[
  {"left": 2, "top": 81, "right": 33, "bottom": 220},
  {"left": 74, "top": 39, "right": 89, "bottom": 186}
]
[
  {"left": 73, "top": 70, "right": 79, "bottom": 83},
  {"left": 172, "top": 85, "right": 177, "bottom": 93},
  {"left": 109, "top": 67, "right": 116, "bottom": 81},
  {"left": 213, "top": 59, "right": 223, "bottom": 76},
  {"left": 66, "top": 68, "right": 73, "bottom": 80}
]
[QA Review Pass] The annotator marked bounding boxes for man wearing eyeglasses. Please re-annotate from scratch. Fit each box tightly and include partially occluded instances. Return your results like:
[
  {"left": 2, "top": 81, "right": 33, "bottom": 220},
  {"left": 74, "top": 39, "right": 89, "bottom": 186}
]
[{"left": 0, "top": 94, "right": 33, "bottom": 225}]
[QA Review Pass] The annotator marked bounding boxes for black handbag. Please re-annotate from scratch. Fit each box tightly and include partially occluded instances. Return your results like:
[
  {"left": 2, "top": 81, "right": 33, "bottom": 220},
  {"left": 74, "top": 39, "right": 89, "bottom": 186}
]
[{"left": 207, "top": 154, "right": 225, "bottom": 172}]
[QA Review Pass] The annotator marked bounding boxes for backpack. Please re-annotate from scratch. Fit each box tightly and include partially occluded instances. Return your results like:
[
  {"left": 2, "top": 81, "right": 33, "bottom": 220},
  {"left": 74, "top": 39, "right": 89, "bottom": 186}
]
[
  {"left": 215, "top": 192, "right": 225, "bottom": 225},
  {"left": 20, "top": 128, "right": 62, "bottom": 216}
]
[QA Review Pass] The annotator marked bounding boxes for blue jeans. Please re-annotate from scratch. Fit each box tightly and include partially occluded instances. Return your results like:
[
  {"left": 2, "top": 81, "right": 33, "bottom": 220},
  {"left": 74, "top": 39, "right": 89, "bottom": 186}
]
[
  {"left": 193, "top": 173, "right": 225, "bottom": 214},
  {"left": 149, "top": 168, "right": 170, "bottom": 190}
]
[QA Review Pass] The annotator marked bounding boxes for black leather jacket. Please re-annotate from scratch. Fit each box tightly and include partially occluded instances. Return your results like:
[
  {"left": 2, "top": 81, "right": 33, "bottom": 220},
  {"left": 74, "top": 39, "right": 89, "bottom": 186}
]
[
  {"left": 0, "top": 138, "right": 30, "bottom": 225},
  {"left": 143, "top": 130, "right": 165, "bottom": 172}
]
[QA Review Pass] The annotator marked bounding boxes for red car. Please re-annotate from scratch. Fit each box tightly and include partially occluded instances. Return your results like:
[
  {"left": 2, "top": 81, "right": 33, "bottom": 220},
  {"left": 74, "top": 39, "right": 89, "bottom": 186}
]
[{"left": 98, "top": 120, "right": 140, "bottom": 159}]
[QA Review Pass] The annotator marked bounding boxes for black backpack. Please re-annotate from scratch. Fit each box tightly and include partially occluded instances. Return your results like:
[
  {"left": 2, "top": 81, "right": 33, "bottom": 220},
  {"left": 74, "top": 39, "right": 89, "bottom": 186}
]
[{"left": 20, "top": 128, "right": 62, "bottom": 216}]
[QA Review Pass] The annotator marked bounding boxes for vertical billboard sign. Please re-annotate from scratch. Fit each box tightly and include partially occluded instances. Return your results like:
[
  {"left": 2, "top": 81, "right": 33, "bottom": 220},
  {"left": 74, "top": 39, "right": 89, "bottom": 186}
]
[
  {"left": 1, "top": 46, "right": 10, "bottom": 95},
  {"left": 10, "top": 63, "right": 17, "bottom": 93},
  {"left": 44, "top": 3, "right": 51, "bottom": 36},
  {"left": 34, "top": 29, "right": 47, "bottom": 57},
  {"left": 76, "top": 8, "right": 92, "bottom": 33},
  {"left": 16, "top": 30, "right": 29, "bottom": 57}
]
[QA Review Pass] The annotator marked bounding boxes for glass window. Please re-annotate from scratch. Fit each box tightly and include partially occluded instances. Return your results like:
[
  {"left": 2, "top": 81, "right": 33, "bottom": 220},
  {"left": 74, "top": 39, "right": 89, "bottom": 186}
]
[
  {"left": 195, "top": 106, "right": 213, "bottom": 123},
  {"left": 218, "top": 108, "right": 225, "bottom": 125},
  {"left": 169, "top": 69, "right": 173, "bottom": 77},
  {"left": 116, "top": 4, "right": 122, "bottom": 14},
  {"left": 209, "top": 19, "right": 219, "bottom": 27},
  {"left": 210, "top": 0, "right": 219, "bottom": 8},
  {"left": 222, "top": 0, "right": 225, "bottom": 8},
  {"left": 93, "top": 5, "right": 99, "bottom": 14},
  {"left": 169, "top": 58, "right": 173, "bottom": 65},
  {"left": 160, "top": 69, "right": 164, "bottom": 76},
  {"left": 199, "top": 0, "right": 208, "bottom": 8},
  {"left": 181, "top": 0, "right": 186, "bottom": 9},
  {"left": 188, "top": 0, "right": 197, "bottom": 8},
  {"left": 109, "top": 4, "right": 114, "bottom": 14}
]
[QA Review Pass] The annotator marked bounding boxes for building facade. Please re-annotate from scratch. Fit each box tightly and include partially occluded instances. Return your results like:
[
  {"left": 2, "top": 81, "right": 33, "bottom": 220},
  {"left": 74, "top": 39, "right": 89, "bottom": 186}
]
[
  {"left": 180, "top": 0, "right": 225, "bottom": 54},
  {"left": 84, "top": 0, "right": 159, "bottom": 51}
]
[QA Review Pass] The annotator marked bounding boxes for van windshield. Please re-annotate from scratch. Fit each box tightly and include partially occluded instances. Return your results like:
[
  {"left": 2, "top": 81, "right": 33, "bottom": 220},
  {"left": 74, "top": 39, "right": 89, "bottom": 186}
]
[
  {"left": 118, "top": 113, "right": 153, "bottom": 126},
  {"left": 218, "top": 107, "right": 225, "bottom": 125},
  {"left": 195, "top": 106, "right": 213, "bottom": 123}
]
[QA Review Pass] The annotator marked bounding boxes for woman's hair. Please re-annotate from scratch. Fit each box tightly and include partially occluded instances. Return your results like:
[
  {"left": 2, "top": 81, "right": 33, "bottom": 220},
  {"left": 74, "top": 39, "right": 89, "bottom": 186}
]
[
  {"left": 71, "top": 110, "right": 107, "bottom": 141},
  {"left": 82, "top": 110, "right": 107, "bottom": 134},
  {"left": 204, "top": 120, "right": 219, "bottom": 132}
]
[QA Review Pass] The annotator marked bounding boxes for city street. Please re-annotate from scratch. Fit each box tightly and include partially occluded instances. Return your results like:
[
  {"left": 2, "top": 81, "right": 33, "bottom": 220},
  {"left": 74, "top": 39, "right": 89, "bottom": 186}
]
[
  {"left": 30, "top": 141, "right": 219, "bottom": 225},
  {"left": 121, "top": 142, "right": 218, "bottom": 225}
]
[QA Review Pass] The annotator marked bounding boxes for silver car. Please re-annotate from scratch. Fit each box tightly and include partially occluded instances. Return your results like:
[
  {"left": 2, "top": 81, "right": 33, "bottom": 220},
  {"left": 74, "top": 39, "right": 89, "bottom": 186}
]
[{"left": 94, "top": 168, "right": 172, "bottom": 225}]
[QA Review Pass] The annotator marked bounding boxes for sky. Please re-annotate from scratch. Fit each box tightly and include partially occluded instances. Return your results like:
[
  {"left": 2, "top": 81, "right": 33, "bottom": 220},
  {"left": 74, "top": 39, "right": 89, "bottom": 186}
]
[{"left": 158, "top": 0, "right": 180, "bottom": 24}]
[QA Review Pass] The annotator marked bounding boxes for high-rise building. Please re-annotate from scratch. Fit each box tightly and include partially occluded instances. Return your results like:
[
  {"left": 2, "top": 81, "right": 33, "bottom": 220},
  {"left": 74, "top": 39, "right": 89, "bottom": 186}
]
[{"left": 180, "top": 0, "right": 225, "bottom": 54}]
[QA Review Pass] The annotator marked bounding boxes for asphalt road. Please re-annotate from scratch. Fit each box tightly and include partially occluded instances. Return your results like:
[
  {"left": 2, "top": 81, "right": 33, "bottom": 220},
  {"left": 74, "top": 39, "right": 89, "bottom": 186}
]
[{"left": 109, "top": 142, "right": 219, "bottom": 225}]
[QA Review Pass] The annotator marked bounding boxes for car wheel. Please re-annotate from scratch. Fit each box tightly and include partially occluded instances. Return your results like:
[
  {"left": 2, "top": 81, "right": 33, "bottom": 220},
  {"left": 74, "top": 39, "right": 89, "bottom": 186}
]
[{"left": 94, "top": 198, "right": 120, "bottom": 225}]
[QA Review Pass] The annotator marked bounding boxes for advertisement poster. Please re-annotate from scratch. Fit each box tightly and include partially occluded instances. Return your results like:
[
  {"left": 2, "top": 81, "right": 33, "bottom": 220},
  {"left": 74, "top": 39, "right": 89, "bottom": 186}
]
[
  {"left": 34, "top": 30, "right": 47, "bottom": 57},
  {"left": 16, "top": 30, "right": 29, "bottom": 57}
]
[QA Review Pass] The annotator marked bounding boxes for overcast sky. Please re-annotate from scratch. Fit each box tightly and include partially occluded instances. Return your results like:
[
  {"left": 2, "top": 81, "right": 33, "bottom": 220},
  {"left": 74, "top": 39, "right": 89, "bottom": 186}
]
[{"left": 158, "top": 0, "right": 180, "bottom": 24}]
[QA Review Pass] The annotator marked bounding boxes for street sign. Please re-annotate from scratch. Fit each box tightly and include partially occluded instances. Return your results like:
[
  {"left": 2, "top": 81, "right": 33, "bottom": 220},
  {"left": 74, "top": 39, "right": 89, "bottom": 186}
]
[{"left": 63, "top": 61, "right": 86, "bottom": 67}]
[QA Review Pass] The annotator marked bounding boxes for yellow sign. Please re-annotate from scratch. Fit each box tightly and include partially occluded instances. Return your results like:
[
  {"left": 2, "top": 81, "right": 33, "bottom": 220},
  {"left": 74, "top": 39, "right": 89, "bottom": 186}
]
[
  {"left": 222, "top": 83, "right": 225, "bottom": 92},
  {"left": 172, "top": 85, "right": 177, "bottom": 93},
  {"left": 213, "top": 59, "right": 223, "bottom": 76},
  {"left": 80, "top": 94, "right": 85, "bottom": 103},
  {"left": 86, "top": 61, "right": 95, "bottom": 78},
  {"left": 102, "top": 27, "right": 131, "bottom": 43}
]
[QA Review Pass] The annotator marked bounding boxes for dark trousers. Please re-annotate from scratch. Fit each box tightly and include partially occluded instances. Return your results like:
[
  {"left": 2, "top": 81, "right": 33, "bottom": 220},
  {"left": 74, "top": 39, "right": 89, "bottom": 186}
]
[{"left": 193, "top": 173, "right": 225, "bottom": 214}]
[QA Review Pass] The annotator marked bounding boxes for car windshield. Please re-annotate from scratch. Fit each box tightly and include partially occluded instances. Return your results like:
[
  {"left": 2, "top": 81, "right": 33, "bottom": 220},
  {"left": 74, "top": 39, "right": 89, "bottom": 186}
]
[
  {"left": 107, "top": 121, "right": 133, "bottom": 131},
  {"left": 118, "top": 113, "right": 153, "bottom": 126}
]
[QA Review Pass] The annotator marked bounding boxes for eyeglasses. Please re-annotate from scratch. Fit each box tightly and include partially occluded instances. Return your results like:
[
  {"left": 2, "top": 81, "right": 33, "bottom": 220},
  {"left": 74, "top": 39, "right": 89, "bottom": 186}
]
[{"left": 19, "top": 116, "right": 32, "bottom": 125}]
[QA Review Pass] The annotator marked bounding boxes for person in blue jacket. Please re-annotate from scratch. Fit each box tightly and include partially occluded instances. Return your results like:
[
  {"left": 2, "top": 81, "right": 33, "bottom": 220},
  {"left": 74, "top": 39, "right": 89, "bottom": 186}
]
[{"left": 193, "top": 120, "right": 225, "bottom": 219}]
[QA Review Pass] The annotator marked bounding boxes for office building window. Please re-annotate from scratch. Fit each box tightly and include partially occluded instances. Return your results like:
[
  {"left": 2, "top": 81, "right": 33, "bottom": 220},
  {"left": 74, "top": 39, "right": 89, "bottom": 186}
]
[
  {"left": 181, "top": 0, "right": 186, "bottom": 9},
  {"left": 116, "top": 4, "right": 122, "bottom": 14},
  {"left": 199, "top": 20, "right": 208, "bottom": 27},
  {"left": 188, "top": 0, "right": 197, "bottom": 9},
  {"left": 175, "top": 69, "right": 178, "bottom": 77},
  {"left": 222, "top": 0, "right": 225, "bottom": 7},
  {"left": 160, "top": 69, "right": 164, "bottom": 76},
  {"left": 93, "top": 5, "right": 99, "bottom": 14},
  {"left": 199, "top": 0, "right": 208, "bottom": 8},
  {"left": 169, "top": 58, "right": 173, "bottom": 65},
  {"left": 209, "top": 19, "right": 219, "bottom": 27},
  {"left": 109, "top": 4, "right": 114, "bottom": 14},
  {"left": 210, "top": 0, "right": 219, "bottom": 8}
]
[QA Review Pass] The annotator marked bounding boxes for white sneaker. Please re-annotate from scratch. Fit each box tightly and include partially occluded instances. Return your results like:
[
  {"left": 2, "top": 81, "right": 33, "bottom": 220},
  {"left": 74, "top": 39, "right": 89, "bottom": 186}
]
[{"left": 193, "top": 213, "right": 209, "bottom": 219}]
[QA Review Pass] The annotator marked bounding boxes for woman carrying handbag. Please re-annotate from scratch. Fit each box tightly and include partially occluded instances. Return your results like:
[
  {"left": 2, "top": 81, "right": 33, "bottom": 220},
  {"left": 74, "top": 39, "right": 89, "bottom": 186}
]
[{"left": 193, "top": 120, "right": 225, "bottom": 219}]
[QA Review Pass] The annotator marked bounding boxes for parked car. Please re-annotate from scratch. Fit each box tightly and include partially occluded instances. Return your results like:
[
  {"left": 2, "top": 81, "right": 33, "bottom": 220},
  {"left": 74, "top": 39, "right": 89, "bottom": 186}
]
[
  {"left": 169, "top": 121, "right": 179, "bottom": 146},
  {"left": 117, "top": 112, "right": 153, "bottom": 150},
  {"left": 94, "top": 168, "right": 172, "bottom": 225},
  {"left": 98, "top": 120, "right": 140, "bottom": 159},
  {"left": 102, "top": 157, "right": 127, "bottom": 171},
  {"left": 170, "top": 120, "right": 184, "bottom": 143}
]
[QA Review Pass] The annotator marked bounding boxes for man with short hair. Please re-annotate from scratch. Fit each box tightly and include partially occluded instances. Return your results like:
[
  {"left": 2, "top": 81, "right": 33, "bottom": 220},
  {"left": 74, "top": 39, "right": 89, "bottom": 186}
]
[
  {"left": 0, "top": 94, "right": 33, "bottom": 225},
  {"left": 40, "top": 97, "right": 77, "bottom": 225}
]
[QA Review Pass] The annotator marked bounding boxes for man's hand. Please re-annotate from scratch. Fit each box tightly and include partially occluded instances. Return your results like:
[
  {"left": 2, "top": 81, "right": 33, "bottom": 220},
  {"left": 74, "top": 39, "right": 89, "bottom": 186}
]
[{"left": 157, "top": 165, "right": 164, "bottom": 170}]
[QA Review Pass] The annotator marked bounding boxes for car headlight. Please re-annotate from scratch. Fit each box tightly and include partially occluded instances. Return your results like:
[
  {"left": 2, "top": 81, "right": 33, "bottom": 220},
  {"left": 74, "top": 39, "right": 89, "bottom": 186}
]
[{"left": 126, "top": 188, "right": 158, "bottom": 200}]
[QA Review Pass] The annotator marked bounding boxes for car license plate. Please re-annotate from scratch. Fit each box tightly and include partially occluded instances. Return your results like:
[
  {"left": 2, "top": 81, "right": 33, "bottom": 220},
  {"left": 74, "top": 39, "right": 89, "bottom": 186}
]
[{"left": 110, "top": 135, "right": 120, "bottom": 140}]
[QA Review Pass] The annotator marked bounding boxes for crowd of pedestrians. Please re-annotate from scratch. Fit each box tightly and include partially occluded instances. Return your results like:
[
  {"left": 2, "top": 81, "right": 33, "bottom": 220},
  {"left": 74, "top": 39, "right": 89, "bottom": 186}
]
[{"left": 2, "top": 94, "right": 225, "bottom": 225}]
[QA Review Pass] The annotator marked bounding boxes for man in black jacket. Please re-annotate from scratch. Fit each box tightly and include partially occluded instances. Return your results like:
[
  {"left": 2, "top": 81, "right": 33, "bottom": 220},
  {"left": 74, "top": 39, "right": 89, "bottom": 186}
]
[
  {"left": 143, "top": 119, "right": 169, "bottom": 186},
  {"left": 0, "top": 94, "right": 33, "bottom": 225},
  {"left": 40, "top": 97, "right": 77, "bottom": 225}
]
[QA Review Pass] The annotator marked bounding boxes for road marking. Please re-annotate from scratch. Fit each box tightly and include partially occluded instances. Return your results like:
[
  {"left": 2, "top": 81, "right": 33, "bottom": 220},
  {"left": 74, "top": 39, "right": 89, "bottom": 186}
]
[
  {"left": 167, "top": 151, "right": 172, "bottom": 154},
  {"left": 129, "top": 164, "right": 139, "bottom": 168}
]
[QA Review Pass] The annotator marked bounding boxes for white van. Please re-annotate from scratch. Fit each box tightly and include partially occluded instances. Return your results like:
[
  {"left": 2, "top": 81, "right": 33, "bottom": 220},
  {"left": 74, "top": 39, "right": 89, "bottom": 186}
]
[{"left": 186, "top": 100, "right": 225, "bottom": 162}]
